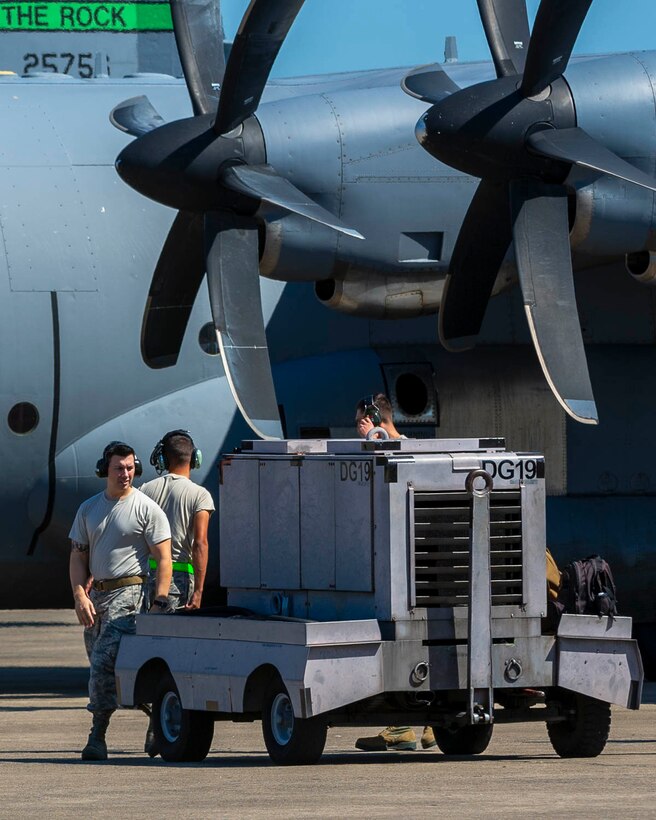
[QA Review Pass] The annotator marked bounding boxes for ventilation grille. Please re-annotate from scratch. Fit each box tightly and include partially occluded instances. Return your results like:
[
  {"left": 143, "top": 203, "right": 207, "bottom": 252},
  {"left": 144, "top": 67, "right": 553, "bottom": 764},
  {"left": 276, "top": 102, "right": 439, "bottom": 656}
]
[{"left": 413, "top": 490, "right": 523, "bottom": 607}]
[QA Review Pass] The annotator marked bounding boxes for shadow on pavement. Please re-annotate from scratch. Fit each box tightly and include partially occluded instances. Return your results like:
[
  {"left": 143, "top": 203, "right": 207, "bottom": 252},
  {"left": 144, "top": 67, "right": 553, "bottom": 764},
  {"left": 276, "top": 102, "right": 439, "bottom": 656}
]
[
  {"left": 0, "top": 751, "right": 586, "bottom": 768},
  {"left": 0, "top": 667, "right": 87, "bottom": 695}
]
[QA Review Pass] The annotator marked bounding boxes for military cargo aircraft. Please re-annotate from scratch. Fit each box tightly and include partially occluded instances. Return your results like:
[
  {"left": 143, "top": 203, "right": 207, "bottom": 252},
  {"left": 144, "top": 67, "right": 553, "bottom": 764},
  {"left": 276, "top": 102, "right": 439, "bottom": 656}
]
[{"left": 2, "top": 0, "right": 655, "bottom": 673}]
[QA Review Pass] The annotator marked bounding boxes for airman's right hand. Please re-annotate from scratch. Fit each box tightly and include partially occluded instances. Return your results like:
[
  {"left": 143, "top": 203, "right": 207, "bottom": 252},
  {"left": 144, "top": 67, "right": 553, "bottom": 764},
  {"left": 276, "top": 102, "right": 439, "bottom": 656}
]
[
  {"left": 356, "top": 416, "right": 374, "bottom": 438},
  {"left": 185, "top": 589, "right": 203, "bottom": 610},
  {"left": 74, "top": 591, "right": 96, "bottom": 628}
]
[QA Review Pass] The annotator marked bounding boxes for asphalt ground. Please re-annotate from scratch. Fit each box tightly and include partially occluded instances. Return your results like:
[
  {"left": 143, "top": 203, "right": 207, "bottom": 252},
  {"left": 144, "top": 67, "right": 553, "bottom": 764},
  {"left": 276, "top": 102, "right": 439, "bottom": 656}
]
[{"left": 1, "top": 610, "right": 655, "bottom": 819}]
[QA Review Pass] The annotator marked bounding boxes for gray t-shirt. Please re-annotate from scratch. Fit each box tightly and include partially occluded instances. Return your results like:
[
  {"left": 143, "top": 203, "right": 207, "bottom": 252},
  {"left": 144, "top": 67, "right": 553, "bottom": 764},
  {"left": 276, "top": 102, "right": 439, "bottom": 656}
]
[
  {"left": 139, "top": 474, "right": 215, "bottom": 564},
  {"left": 69, "top": 488, "right": 171, "bottom": 580}
]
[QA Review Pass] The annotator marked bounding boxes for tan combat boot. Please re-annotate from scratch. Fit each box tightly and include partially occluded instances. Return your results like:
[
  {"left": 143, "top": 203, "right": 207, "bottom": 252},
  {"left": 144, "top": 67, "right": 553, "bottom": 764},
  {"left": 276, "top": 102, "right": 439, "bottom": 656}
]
[
  {"left": 355, "top": 726, "right": 417, "bottom": 751},
  {"left": 421, "top": 725, "right": 437, "bottom": 749}
]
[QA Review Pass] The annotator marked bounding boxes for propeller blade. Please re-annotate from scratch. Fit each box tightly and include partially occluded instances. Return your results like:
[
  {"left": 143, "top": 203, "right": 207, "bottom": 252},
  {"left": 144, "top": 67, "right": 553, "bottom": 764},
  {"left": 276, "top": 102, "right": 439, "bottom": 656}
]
[
  {"left": 205, "top": 211, "right": 283, "bottom": 439},
  {"left": 521, "top": 0, "right": 593, "bottom": 98},
  {"left": 439, "top": 180, "right": 512, "bottom": 351},
  {"left": 510, "top": 179, "right": 598, "bottom": 424},
  {"left": 476, "top": 0, "right": 530, "bottom": 78},
  {"left": 109, "top": 95, "right": 165, "bottom": 137},
  {"left": 222, "top": 164, "right": 364, "bottom": 239},
  {"left": 170, "top": 0, "right": 224, "bottom": 117},
  {"left": 214, "top": 0, "right": 305, "bottom": 135},
  {"left": 528, "top": 127, "right": 656, "bottom": 194},
  {"left": 141, "top": 211, "right": 205, "bottom": 368},
  {"left": 401, "top": 64, "right": 460, "bottom": 104}
]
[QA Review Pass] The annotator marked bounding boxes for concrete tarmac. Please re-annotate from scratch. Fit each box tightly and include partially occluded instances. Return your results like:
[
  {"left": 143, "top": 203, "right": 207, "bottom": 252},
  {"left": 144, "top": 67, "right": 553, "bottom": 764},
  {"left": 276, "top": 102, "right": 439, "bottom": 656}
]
[{"left": 1, "top": 610, "right": 655, "bottom": 819}]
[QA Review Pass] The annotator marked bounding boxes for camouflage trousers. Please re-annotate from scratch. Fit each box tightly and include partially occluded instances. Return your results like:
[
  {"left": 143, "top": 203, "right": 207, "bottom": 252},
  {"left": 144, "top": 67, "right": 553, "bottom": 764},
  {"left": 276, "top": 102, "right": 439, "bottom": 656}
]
[
  {"left": 83, "top": 584, "right": 145, "bottom": 717},
  {"left": 147, "top": 569, "right": 194, "bottom": 611}
]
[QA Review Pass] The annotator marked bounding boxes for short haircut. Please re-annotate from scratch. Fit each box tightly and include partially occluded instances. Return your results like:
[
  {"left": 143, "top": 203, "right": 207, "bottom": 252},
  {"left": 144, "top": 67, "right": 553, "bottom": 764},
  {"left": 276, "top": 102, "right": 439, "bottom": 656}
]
[
  {"left": 355, "top": 393, "right": 393, "bottom": 424},
  {"left": 163, "top": 433, "right": 194, "bottom": 465},
  {"left": 105, "top": 441, "right": 136, "bottom": 462}
]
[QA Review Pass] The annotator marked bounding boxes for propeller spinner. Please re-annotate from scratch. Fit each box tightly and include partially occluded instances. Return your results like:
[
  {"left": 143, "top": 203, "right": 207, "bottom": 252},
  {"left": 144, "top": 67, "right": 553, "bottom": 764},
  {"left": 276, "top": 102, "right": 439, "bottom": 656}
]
[
  {"left": 404, "top": 0, "right": 656, "bottom": 425},
  {"left": 110, "top": 0, "right": 362, "bottom": 440}
]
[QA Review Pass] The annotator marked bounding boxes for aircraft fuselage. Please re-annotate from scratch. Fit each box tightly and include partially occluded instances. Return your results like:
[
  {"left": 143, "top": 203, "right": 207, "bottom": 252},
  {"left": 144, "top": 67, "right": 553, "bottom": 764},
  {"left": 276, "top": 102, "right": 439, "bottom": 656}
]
[{"left": 2, "top": 57, "right": 656, "bottom": 655}]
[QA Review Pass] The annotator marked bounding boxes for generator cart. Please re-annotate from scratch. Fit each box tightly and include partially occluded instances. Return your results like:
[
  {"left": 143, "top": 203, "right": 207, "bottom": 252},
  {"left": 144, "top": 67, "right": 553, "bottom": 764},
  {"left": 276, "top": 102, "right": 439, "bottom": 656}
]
[{"left": 115, "top": 437, "right": 643, "bottom": 765}]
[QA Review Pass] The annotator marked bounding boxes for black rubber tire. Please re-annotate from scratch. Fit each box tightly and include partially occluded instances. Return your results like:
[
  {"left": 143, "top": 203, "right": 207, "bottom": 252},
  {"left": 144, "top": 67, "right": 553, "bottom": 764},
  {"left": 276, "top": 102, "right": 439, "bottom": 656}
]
[
  {"left": 153, "top": 672, "right": 214, "bottom": 762},
  {"left": 432, "top": 723, "right": 494, "bottom": 755},
  {"left": 261, "top": 678, "right": 327, "bottom": 765},
  {"left": 547, "top": 691, "right": 611, "bottom": 758}
]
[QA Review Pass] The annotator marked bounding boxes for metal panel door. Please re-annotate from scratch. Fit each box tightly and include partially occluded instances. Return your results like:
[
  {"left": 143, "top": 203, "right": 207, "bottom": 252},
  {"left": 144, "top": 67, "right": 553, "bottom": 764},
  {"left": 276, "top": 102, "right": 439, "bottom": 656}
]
[
  {"left": 300, "top": 459, "right": 336, "bottom": 590},
  {"left": 260, "top": 459, "right": 300, "bottom": 589},
  {"left": 335, "top": 457, "right": 373, "bottom": 591},
  {"left": 220, "top": 458, "right": 261, "bottom": 588}
]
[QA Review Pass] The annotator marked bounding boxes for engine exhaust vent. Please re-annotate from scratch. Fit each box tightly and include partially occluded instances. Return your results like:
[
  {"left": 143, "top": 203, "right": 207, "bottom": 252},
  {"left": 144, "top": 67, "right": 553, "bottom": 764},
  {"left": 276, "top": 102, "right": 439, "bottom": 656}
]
[{"left": 413, "top": 490, "right": 523, "bottom": 607}]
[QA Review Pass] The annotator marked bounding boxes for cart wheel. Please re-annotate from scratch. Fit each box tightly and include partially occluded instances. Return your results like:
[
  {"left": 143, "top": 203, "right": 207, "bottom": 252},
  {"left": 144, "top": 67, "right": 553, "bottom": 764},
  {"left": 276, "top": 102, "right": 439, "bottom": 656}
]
[
  {"left": 432, "top": 723, "right": 493, "bottom": 755},
  {"left": 153, "top": 672, "right": 214, "bottom": 762},
  {"left": 262, "top": 679, "right": 327, "bottom": 765},
  {"left": 547, "top": 691, "right": 611, "bottom": 758}
]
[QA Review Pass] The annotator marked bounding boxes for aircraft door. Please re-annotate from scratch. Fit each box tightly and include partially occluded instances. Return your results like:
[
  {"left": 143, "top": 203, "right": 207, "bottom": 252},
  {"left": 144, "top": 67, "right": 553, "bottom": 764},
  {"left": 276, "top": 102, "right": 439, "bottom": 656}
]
[
  {"left": 0, "top": 98, "right": 98, "bottom": 560},
  {"left": 0, "top": 284, "right": 58, "bottom": 559}
]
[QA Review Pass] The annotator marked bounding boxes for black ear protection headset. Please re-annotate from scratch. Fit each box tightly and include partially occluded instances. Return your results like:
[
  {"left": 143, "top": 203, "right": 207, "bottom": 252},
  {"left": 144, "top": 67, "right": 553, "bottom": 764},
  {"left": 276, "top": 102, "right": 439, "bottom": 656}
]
[
  {"left": 96, "top": 441, "right": 143, "bottom": 478},
  {"left": 150, "top": 429, "right": 202, "bottom": 475},
  {"left": 361, "top": 394, "right": 382, "bottom": 426}
]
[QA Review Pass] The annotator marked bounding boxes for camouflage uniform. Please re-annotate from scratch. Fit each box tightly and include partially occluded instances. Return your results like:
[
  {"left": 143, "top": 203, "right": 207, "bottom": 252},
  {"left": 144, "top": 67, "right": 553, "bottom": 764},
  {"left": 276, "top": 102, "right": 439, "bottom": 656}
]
[
  {"left": 70, "top": 488, "right": 169, "bottom": 722},
  {"left": 70, "top": 480, "right": 170, "bottom": 761},
  {"left": 84, "top": 584, "right": 146, "bottom": 715},
  {"left": 147, "top": 570, "right": 192, "bottom": 610},
  {"left": 140, "top": 473, "right": 215, "bottom": 610}
]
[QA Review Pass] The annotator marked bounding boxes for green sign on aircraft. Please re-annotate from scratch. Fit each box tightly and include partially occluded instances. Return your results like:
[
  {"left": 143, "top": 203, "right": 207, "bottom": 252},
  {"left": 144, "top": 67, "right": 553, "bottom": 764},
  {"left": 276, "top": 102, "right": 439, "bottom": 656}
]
[{"left": 0, "top": 1, "right": 173, "bottom": 32}]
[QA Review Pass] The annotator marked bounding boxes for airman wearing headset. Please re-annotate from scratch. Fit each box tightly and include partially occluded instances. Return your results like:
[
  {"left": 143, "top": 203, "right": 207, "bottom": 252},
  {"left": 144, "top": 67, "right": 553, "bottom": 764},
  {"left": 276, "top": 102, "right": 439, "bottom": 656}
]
[
  {"left": 138, "top": 431, "right": 214, "bottom": 758},
  {"left": 353, "top": 397, "right": 436, "bottom": 752},
  {"left": 355, "top": 393, "right": 404, "bottom": 440},
  {"left": 139, "top": 430, "right": 215, "bottom": 612},
  {"left": 69, "top": 440, "right": 172, "bottom": 761}
]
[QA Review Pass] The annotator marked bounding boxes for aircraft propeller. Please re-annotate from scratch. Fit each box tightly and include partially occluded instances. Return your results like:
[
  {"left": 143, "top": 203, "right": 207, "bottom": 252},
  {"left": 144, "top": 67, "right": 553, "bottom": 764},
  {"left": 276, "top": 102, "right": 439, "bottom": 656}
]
[
  {"left": 109, "top": 0, "right": 362, "bottom": 439},
  {"left": 403, "top": 0, "right": 656, "bottom": 425}
]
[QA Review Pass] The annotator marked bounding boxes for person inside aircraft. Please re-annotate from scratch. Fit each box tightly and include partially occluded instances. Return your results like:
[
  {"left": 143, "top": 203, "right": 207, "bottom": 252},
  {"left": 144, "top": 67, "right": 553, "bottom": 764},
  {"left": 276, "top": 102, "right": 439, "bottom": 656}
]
[
  {"left": 353, "top": 395, "right": 436, "bottom": 752},
  {"left": 69, "top": 441, "right": 172, "bottom": 762},
  {"left": 354, "top": 393, "right": 406, "bottom": 441}
]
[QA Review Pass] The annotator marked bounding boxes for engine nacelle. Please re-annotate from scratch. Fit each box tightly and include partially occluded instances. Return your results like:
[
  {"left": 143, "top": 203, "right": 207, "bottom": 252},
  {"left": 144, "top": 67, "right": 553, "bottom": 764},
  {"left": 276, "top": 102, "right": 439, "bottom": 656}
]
[
  {"left": 569, "top": 176, "right": 656, "bottom": 257},
  {"left": 568, "top": 53, "right": 656, "bottom": 257},
  {"left": 314, "top": 270, "right": 444, "bottom": 319},
  {"left": 260, "top": 213, "right": 339, "bottom": 282},
  {"left": 314, "top": 262, "right": 517, "bottom": 319}
]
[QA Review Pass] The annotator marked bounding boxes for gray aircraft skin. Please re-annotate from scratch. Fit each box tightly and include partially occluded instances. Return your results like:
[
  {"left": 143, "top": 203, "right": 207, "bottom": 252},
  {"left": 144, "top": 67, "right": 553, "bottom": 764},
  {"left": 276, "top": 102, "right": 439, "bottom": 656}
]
[{"left": 2, "top": 0, "right": 656, "bottom": 670}]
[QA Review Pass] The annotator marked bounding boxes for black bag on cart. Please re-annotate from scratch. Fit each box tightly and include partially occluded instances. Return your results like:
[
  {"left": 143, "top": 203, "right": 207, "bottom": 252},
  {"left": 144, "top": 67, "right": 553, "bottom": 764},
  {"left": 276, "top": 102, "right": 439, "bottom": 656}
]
[{"left": 558, "top": 555, "right": 618, "bottom": 617}]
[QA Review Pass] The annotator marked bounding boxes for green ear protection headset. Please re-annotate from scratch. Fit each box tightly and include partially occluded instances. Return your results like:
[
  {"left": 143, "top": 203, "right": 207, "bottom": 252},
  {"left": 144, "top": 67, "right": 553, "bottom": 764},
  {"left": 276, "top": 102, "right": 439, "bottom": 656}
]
[
  {"left": 362, "top": 395, "right": 382, "bottom": 426},
  {"left": 150, "top": 429, "right": 202, "bottom": 475}
]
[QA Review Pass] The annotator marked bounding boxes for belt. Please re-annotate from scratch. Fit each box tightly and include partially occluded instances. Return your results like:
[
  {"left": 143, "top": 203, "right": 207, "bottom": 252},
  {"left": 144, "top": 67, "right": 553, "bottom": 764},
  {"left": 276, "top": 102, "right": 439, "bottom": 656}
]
[
  {"left": 149, "top": 557, "right": 194, "bottom": 574},
  {"left": 92, "top": 575, "right": 146, "bottom": 592}
]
